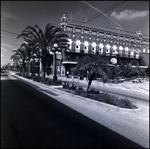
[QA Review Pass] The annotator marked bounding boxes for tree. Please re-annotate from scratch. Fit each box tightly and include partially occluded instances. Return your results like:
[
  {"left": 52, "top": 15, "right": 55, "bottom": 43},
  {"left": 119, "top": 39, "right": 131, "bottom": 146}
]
[
  {"left": 17, "top": 23, "right": 69, "bottom": 81},
  {"left": 75, "top": 54, "right": 110, "bottom": 92},
  {"left": 10, "top": 43, "right": 29, "bottom": 76}
]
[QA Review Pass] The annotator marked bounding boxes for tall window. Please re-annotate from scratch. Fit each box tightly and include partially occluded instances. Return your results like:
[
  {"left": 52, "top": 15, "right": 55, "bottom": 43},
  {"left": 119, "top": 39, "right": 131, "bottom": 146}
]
[
  {"left": 125, "top": 47, "right": 129, "bottom": 57},
  {"left": 84, "top": 41, "right": 89, "bottom": 53},
  {"left": 119, "top": 46, "right": 123, "bottom": 56},
  {"left": 91, "top": 42, "right": 96, "bottom": 54},
  {"left": 130, "top": 49, "right": 134, "bottom": 58},
  {"left": 75, "top": 40, "right": 81, "bottom": 53},
  {"left": 99, "top": 43, "right": 104, "bottom": 54},
  {"left": 135, "top": 50, "right": 139, "bottom": 59},
  {"left": 106, "top": 44, "right": 110, "bottom": 54},
  {"left": 112, "top": 45, "right": 117, "bottom": 55}
]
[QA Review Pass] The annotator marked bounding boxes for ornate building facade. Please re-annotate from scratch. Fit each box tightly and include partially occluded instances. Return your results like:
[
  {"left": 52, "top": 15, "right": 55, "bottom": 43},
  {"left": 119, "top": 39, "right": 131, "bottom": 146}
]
[{"left": 49, "top": 14, "right": 149, "bottom": 76}]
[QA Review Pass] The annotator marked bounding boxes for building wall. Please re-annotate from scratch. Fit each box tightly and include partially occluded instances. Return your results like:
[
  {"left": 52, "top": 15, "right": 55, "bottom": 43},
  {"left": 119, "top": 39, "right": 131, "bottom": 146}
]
[
  {"left": 60, "top": 14, "right": 149, "bottom": 61},
  {"left": 51, "top": 15, "right": 149, "bottom": 76},
  {"left": 62, "top": 24, "right": 149, "bottom": 59}
]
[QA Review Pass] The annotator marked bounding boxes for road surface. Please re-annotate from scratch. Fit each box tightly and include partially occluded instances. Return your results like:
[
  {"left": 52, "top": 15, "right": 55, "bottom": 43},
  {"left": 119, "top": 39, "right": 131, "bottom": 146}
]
[{"left": 1, "top": 74, "right": 143, "bottom": 148}]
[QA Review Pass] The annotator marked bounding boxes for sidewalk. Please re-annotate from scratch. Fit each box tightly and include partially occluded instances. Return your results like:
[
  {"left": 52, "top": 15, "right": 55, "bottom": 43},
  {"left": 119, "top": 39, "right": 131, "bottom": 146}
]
[{"left": 9, "top": 71, "right": 149, "bottom": 148}]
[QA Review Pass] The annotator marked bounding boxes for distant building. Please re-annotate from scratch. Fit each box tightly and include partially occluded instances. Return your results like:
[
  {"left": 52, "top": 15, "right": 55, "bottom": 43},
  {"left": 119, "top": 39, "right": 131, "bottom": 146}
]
[{"left": 48, "top": 14, "right": 149, "bottom": 76}]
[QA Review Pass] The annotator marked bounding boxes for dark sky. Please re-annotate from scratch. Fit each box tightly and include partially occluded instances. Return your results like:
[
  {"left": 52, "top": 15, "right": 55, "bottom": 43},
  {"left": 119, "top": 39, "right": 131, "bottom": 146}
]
[{"left": 1, "top": 1, "right": 149, "bottom": 66}]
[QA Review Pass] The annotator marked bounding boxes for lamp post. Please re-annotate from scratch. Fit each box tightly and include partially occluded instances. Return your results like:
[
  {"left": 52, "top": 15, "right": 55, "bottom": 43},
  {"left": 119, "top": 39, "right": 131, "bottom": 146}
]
[
  {"left": 31, "top": 53, "right": 37, "bottom": 77},
  {"left": 33, "top": 53, "right": 37, "bottom": 76},
  {"left": 53, "top": 43, "right": 58, "bottom": 85}
]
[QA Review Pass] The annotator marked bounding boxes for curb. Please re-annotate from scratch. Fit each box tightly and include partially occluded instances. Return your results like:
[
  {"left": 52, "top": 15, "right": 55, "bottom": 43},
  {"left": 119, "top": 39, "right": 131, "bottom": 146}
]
[{"left": 13, "top": 74, "right": 141, "bottom": 112}]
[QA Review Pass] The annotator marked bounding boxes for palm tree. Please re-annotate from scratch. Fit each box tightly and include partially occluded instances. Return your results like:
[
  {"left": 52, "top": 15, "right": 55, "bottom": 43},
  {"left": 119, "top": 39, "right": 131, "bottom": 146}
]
[
  {"left": 75, "top": 54, "right": 110, "bottom": 92},
  {"left": 10, "top": 43, "right": 29, "bottom": 76},
  {"left": 17, "top": 23, "right": 69, "bottom": 81}
]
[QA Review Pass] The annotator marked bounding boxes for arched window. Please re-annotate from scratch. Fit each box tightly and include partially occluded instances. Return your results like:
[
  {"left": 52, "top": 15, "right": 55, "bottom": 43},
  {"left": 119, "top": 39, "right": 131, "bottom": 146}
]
[
  {"left": 106, "top": 44, "right": 110, "bottom": 53},
  {"left": 130, "top": 49, "right": 134, "bottom": 58},
  {"left": 99, "top": 43, "right": 104, "bottom": 54},
  {"left": 91, "top": 42, "right": 96, "bottom": 54},
  {"left": 112, "top": 45, "right": 117, "bottom": 54},
  {"left": 119, "top": 46, "right": 123, "bottom": 56},
  {"left": 125, "top": 47, "right": 129, "bottom": 57},
  {"left": 84, "top": 41, "right": 89, "bottom": 53},
  {"left": 75, "top": 39, "right": 81, "bottom": 53}
]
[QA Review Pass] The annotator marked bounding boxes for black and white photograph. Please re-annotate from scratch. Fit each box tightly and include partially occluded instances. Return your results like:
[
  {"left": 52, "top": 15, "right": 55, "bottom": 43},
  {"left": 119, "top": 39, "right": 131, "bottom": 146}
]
[{"left": 1, "top": 1, "right": 149, "bottom": 148}]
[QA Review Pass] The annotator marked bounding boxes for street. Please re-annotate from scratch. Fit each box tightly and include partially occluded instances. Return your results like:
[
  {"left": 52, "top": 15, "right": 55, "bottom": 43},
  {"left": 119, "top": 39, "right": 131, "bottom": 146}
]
[{"left": 1, "top": 75, "right": 143, "bottom": 148}]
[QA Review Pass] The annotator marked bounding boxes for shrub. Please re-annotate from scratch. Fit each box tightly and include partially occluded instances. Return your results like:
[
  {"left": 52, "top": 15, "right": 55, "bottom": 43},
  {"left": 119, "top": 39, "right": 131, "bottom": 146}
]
[
  {"left": 46, "top": 78, "right": 63, "bottom": 85},
  {"left": 60, "top": 86, "right": 137, "bottom": 109},
  {"left": 69, "top": 81, "right": 77, "bottom": 90},
  {"left": 89, "top": 88, "right": 99, "bottom": 94},
  {"left": 33, "top": 76, "right": 41, "bottom": 82},
  {"left": 57, "top": 80, "right": 63, "bottom": 85},
  {"left": 77, "top": 86, "right": 83, "bottom": 90},
  {"left": 47, "top": 78, "right": 53, "bottom": 85},
  {"left": 118, "top": 98, "right": 137, "bottom": 109},
  {"left": 62, "top": 82, "right": 69, "bottom": 89}
]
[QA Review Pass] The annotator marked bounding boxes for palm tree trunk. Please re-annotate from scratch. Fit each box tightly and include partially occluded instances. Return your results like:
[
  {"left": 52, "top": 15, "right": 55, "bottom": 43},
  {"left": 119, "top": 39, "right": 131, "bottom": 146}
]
[
  {"left": 87, "top": 79, "right": 93, "bottom": 92},
  {"left": 40, "top": 58, "right": 46, "bottom": 81},
  {"left": 39, "top": 58, "right": 42, "bottom": 77},
  {"left": 23, "top": 61, "right": 25, "bottom": 77},
  {"left": 28, "top": 61, "right": 31, "bottom": 77},
  {"left": 41, "top": 65, "right": 46, "bottom": 81}
]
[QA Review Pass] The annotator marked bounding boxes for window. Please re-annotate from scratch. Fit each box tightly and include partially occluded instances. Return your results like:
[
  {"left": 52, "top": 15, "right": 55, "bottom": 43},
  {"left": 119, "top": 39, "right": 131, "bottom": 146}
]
[
  {"left": 75, "top": 40, "right": 81, "bottom": 53},
  {"left": 106, "top": 44, "right": 110, "bottom": 50},
  {"left": 113, "top": 35, "right": 117, "bottom": 39},
  {"left": 125, "top": 47, "right": 129, "bottom": 57},
  {"left": 99, "top": 48, "right": 103, "bottom": 54},
  {"left": 119, "top": 46, "right": 123, "bottom": 50},
  {"left": 99, "top": 43, "right": 104, "bottom": 49},
  {"left": 106, "top": 33, "right": 111, "bottom": 38},
  {"left": 99, "top": 32, "right": 104, "bottom": 36},
  {"left": 84, "top": 30, "right": 89, "bottom": 34},
  {"left": 97, "top": 32, "right": 99, "bottom": 37},
  {"left": 92, "top": 42, "right": 96, "bottom": 54},
  {"left": 125, "top": 47, "right": 129, "bottom": 51},
  {"left": 84, "top": 41, "right": 89, "bottom": 53},
  {"left": 120, "top": 36, "right": 124, "bottom": 40},
  {"left": 106, "top": 49, "right": 109, "bottom": 53},
  {"left": 112, "top": 45, "right": 117, "bottom": 55},
  {"left": 76, "top": 28, "right": 81, "bottom": 33},
  {"left": 92, "top": 31, "right": 96, "bottom": 36},
  {"left": 130, "top": 50, "right": 134, "bottom": 58},
  {"left": 67, "top": 27, "right": 72, "bottom": 31}
]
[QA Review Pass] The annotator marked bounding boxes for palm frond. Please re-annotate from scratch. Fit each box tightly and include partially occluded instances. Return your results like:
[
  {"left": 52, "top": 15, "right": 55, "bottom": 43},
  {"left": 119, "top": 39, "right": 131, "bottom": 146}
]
[
  {"left": 47, "top": 26, "right": 62, "bottom": 42},
  {"left": 35, "top": 24, "right": 44, "bottom": 42},
  {"left": 25, "top": 26, "right": 43, "bottom": 44},
  {"left": 44, "top": 23, "right": 54, "bottom": 39}
]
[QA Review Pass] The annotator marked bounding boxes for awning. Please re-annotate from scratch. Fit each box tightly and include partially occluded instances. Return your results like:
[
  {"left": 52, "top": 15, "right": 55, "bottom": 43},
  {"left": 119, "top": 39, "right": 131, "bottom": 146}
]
[{"left": 62, "top": 61, "right": 77, "bottom": 65}]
